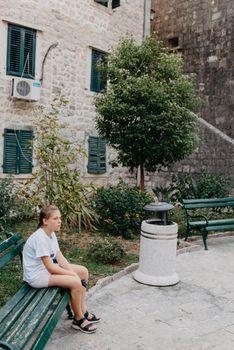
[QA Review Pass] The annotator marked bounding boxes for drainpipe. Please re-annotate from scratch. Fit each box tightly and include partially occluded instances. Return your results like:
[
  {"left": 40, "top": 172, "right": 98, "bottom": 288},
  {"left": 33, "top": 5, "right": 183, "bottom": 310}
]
[{"left": 143, "top": 0, "right": 151, "bottom": 38}]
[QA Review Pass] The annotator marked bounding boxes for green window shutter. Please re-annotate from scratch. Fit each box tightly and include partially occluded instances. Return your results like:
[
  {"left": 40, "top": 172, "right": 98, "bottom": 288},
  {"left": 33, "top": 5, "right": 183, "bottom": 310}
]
[
  {"left": 112, "top": 0, "right": 120, "bottom": 9},
  {"left": 3, "top": 129, "right": 18, "bottom": 174},
  {"left": 7, "top": 24, "right": 36, "bottom": 79},
  {"left": 3, "top": 129, "right": 33, "bottom": 174},
  {"left": 90, "top": 50, "right": 107, "bottom": 92},
  {"left": 23, "top": 29, "right": 36, "bottom": 78},
  {"left": 7, "top": 25, "right": 22, "bottom": 76},
  {"left": 95, "top": 0, "right": 108, "bottom": 7},
  {"left": 18, "top": 130, "right": 33, "bottom": 174},
  {"left": 88, "top": 136, "right": 106, "bottom": 174}
]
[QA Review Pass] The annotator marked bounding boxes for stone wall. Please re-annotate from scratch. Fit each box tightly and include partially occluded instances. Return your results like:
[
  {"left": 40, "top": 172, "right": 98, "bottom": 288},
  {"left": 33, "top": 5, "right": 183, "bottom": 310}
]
[
  {"left": 149, "top": 0, "right": 234, "bottom": 193},
  {"left": 151, "top": 0, "right": 234, "bottom": 137},
  {"left": 146, "top": 119, "right": 234, "bottom": 195},
  {"left": 0, "top": 0, "right": 150, "bottom": 187}
]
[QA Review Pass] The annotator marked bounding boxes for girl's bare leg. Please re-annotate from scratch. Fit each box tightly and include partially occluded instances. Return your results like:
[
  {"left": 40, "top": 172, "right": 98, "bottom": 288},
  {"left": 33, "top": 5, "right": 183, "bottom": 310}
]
[
  {"left": 48, "top": 274, "right": 96, "bottom": 330},
  {"left": 69, "top": 264, "right": 88, "bottom": 313}
]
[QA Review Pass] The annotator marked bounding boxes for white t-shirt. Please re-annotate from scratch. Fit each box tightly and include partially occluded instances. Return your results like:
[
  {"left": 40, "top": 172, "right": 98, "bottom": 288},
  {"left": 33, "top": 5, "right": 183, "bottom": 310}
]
[{"left": 23, "top": 227, "right": 60, "bottom": 285}]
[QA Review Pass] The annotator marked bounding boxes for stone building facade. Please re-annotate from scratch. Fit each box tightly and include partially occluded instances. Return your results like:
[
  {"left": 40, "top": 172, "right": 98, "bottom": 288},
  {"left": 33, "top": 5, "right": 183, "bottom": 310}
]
[
  {"left": 0, "top": 0, "right": 151, "bottom": 186},
  {"left": 150, "top": 0, "right": 234, "bottom": 193}
]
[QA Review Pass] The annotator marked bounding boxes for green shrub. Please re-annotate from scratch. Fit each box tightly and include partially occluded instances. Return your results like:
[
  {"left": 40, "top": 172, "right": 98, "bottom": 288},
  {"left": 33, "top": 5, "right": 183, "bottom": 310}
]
[
  {"left": 170, "top": 171, "right": 230, "bottom": 202},
  {"left": 170, "top": 174, "right": 197, "bottom": 202},
  {"left": 152, "top": 185, "right": 173, "bottom": 202},
  {"left": 94, "top": 182, "right": 153, "bottom": 238},
  {"left": 196, "top": 171, "right": 230, "bottom": 199},
  {"left": 26, "top": 97, "right": 97, "bottom": 231},
  {"left": 0, "top": 178, "right": 35, "bottom": 231},
  {"left": 86, "top": 239, "right": 126, "bottom": 264}
]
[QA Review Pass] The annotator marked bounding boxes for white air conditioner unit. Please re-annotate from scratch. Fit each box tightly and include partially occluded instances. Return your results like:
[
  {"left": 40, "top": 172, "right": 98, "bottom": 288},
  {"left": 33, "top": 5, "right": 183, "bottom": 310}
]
[{"left": 12, "top": 78, "right": 41, "bottom": 101}]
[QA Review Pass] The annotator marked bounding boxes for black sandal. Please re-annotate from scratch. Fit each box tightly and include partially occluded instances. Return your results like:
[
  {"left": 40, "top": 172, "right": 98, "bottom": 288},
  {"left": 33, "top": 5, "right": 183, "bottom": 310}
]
[
  {"left": 84, "top": 310, "right": 101, "bottom": 323},
  {"left": 72, "top": 317, "right": 97, "bottom": 334}
]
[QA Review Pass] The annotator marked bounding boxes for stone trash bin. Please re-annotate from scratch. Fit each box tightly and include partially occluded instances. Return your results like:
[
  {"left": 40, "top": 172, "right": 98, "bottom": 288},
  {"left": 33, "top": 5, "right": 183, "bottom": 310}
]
[{"left": 134, "top": 202, "right": 179, "bottom": 286}]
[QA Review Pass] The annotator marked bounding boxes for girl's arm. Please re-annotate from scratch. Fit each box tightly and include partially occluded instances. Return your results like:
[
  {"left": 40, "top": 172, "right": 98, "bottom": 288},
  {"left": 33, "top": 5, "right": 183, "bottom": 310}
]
[
  {"left": 41, "top": 255, "right": 76, "bottom": 276},
  {"left": 55, "top": 251, "right": 74, "bottom": 271}
]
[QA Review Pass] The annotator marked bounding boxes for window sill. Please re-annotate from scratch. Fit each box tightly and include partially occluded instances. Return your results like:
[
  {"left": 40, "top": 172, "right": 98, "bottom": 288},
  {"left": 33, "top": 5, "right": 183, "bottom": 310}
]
[{"left": 0, "top": 173, "right": 33, "bottom": 179}]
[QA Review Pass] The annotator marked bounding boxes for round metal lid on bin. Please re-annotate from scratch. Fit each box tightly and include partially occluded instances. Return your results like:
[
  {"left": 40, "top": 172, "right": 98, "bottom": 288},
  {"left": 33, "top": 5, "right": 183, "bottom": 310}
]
[
  {"left": 143, "top": 202, "right": 174, "bottom": 212},
  {"left": 143, "top": 202, "right": 174, "bottom": 225}
]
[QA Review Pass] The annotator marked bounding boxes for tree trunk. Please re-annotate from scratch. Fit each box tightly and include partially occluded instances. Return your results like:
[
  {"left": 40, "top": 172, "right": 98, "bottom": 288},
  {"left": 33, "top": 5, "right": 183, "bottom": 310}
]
[{"left": 140, "top": 164, "right": 145, "bottom": 192}]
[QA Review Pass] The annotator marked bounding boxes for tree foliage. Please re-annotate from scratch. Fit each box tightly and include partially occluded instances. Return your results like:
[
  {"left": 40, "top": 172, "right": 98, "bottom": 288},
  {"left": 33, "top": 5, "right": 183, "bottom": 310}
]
[{"left": 94, "top": 36, "right": 199, "bottom": 190}]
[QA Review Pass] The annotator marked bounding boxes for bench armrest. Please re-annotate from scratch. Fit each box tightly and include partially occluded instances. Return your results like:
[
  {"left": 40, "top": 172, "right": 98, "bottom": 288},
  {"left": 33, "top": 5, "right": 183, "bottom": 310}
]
[{"left": 187, "top": 213, "right": 208, "bottom": 226}]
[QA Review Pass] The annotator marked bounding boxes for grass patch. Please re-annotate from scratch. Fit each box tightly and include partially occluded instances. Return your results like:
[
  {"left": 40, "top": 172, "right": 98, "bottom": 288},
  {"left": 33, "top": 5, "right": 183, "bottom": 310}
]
[{"left": 0, "top": 221, "right": 139, "bottom": 306}]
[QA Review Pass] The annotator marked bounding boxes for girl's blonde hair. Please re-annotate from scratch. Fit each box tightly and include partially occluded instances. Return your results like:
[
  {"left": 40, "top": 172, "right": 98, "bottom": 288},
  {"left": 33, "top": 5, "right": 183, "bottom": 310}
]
[{"left": 38, "top": 205, "right": 59, "bottom": 228}]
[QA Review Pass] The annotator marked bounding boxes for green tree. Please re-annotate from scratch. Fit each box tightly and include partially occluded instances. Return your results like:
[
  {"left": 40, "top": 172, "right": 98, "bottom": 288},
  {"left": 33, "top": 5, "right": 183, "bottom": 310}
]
[
  {"left": 27, "top": 97, "right": 97, "bottom": 230},
  {"left": 95, "top": 37, "right": 199, "bottom": 191}
]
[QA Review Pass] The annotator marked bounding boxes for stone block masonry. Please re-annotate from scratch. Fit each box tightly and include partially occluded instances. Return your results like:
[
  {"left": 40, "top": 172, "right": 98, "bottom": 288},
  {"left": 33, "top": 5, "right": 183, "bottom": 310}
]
[
  {"left": 150, "top": 0, "right": 234, "bottom": 192},
  {"left": 0, "top": 0, "right": 150, "bottom": 187}
]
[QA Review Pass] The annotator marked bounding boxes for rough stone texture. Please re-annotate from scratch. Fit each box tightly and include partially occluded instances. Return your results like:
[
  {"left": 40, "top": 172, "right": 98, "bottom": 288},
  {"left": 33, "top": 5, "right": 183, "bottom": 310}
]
[
  {"left": 0, "top": 0, "right": 150, "bottom": 186},
  {"left": 146, "top": 117, "right": 234, "bottom": 194},
  {"left": 151, "top": 0, "right": 234, "bottom": 137},
  {"left": 149, "top": 0, "right": 234, "bottom": 193}
]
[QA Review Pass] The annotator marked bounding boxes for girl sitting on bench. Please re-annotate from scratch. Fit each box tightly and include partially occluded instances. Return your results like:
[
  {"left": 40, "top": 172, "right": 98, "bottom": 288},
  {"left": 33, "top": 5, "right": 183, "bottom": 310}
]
[{"left": 23, "top": 204, "right": 100, "bottom": 334}]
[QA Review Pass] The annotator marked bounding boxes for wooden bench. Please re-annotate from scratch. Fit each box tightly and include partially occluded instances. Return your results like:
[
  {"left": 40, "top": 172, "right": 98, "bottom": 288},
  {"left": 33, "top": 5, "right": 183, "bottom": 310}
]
[
  {"left": 181, "top": 197, "right": 234, "bottom": 250},
  {"left": 0, "top": 232, "right": 73, "bottom": 350}
]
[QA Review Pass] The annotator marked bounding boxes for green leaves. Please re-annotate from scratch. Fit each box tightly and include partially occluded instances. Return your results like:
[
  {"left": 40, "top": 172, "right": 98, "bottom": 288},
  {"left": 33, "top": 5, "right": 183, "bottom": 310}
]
[
  {"left": 27, "top": 97, "right": 97, "bottom": 231},
  {"left": 95, "top": 36, "right": 199, "bottom": 185},
  {"left": 94, "top": 182, "right": 153, "bottom": 238}
]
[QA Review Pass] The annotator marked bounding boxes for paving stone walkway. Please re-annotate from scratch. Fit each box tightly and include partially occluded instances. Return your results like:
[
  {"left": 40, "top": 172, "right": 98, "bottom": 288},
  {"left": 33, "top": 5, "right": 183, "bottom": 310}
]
[{"left": 46, "top": 236, "right": 234, "bottom": 350}]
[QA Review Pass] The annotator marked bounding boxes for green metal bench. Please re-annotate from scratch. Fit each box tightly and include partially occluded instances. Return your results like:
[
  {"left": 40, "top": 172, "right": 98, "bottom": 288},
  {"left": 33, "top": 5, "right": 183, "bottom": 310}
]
[
  {"left": 0, "top": 232, "right": 73, "bottom": 350},
  {"left": 181, "top": 197, "right": 234, "bottom": 250}
]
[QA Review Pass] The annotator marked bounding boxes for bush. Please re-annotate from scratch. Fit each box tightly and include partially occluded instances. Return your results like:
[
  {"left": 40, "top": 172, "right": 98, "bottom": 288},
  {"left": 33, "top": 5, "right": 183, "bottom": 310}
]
[
  {"left": 196, "top": 171, "right": 230, "bottom": 199},
  {"left": 94, "top": 182, "right": 153, "bottom": 238},
  {"left": 86, "top": 239, "right": 126, "bottom": 264},
  {"left": 26, "top": 97, "right": 97, "bottom": 231},
  {"left": 169, "top": 171, "right": 230, "bottom": 202},
  {"left": 170, "top": 174, "right": 197, "bottom": 202},
  {"left": 0, "top": 177, "right": 35, "bottom": 231}
]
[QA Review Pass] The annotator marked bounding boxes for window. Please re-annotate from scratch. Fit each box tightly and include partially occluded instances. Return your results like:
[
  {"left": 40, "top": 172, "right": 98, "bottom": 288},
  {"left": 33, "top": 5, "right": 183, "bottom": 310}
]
[
  {"left": 94, "top": 0, "right": 120, "bottom": 9},
  {"left": 3, "top": 129, "right": 33, "bottom": 174},
  {"left": 168, "top": 37, "right": 179, "bottom": 48},
  {"left": 87, "top": 136, "right": 106, "bottom": 174},
  {"left": 112, "top": 0, "right": 120, "bottom": 9},
  {"left": 95, "top": 0, "right": 108, "bottom": 6},
  {"left": 90, "top": 49, "right": 107, "bottom": 92},
  {"left": 7, "top": 24, "right": 36, "bottom": 79}
]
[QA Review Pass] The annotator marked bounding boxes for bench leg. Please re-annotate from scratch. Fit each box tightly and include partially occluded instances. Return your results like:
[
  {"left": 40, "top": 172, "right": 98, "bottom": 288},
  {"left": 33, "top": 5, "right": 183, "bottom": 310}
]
[
  {"left": 201, "top": 228, "right": 208, "bottom": 250},
  {"left": 184, "top": 226, "right": 190, "bottom": 241},
  {"left": 66, "top": 302, "right": 73, "bottom": 319}
]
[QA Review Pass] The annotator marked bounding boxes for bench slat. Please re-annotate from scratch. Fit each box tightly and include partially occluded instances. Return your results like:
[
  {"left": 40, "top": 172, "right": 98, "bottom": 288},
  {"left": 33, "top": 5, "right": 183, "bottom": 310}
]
[
  {"left": 0, "top": 233, "right": 22, "bottom": 253},
  {"left": 0, "top": 242, "right": 24, "bottom": 268},
  {"left": 189, "top": 218, "right": 234, "bottom": 228},
  {"left": 0, "top": 285, "right": 38, "bottom": 338},
  {"left": 2, "top": 288, "right": 49, "bottom": 343},
  {"left": 206, "top": 224, "right": 234, "bottom": 232},
  {"left": 0, "top": 340, "right": 14, "bottom": 350},
  {"left": 0, "top": 284, "right": 30, "bottom": 324},
  {"left": 4, "top": 288, "right": 61, "bottom": 349},
  {"left": 182, "top": 197, "right": 234, "bottom": 204},
  {"left": 30, "top": 291, "right": 70, "bottom": 350},
  {"left": 183, "top": 201, "right": 234, "bottom": 209}
]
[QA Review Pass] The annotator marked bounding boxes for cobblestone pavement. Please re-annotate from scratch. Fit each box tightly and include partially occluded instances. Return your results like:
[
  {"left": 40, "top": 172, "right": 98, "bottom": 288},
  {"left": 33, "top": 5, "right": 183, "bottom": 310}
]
[{"left": 46, "top": 236, "right": 234, "bottom": 350}]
